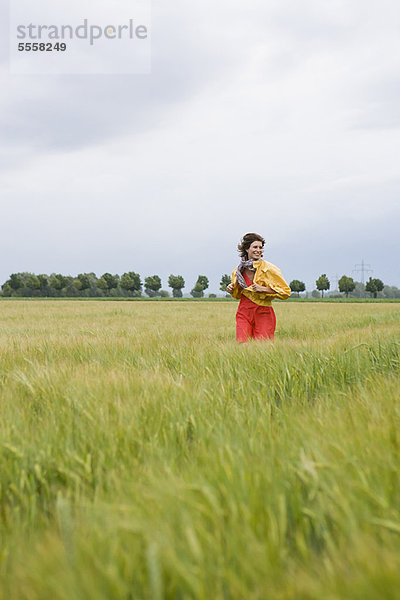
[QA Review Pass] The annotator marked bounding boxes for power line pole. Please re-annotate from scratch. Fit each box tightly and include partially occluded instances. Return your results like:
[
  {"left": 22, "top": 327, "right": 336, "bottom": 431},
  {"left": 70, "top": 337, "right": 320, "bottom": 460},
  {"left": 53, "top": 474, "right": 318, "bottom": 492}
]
[{"left": 353, "top": 259, "right": 373, "bottom": 284}]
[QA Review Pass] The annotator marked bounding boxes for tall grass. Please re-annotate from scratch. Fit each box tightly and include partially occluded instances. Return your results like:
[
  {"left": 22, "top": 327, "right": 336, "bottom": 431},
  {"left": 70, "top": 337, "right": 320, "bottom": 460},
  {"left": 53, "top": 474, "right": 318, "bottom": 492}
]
[{"left": 0, "top": 301, "right": 399, "bottom": 599}]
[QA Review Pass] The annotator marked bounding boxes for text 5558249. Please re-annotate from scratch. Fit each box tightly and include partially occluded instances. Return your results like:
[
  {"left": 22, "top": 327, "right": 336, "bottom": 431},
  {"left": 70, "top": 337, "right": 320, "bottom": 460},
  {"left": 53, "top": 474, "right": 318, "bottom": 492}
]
[{"left": 18, "top": 43, "right": 67, "bottom": 51}]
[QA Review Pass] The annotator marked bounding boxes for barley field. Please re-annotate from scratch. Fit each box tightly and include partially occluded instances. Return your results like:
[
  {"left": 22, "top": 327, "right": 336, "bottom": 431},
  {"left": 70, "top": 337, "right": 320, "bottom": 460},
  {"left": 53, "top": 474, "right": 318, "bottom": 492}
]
[{"left": 0, "top": 300, "right": 399, "bottom": 600}]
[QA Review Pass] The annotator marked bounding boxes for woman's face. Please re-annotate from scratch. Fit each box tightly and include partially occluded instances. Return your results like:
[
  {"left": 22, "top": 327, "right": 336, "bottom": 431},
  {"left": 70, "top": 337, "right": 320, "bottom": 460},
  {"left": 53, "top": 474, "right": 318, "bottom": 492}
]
[{"left": 247, "top": 240, "right": 263, "bottom": 260}]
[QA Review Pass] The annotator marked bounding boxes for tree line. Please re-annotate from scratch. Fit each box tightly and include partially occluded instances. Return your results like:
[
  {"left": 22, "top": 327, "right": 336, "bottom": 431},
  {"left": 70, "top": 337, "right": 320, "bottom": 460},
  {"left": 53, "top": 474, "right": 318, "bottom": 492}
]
[
  {"left": 289, "top": 274, "right": 392, "bottom": 298},
  {"left": 0, "top": 272, "right": 214, "bottom": 298},
  {"left": 1, "top": 271, "right": 398, "bottom": 299}
]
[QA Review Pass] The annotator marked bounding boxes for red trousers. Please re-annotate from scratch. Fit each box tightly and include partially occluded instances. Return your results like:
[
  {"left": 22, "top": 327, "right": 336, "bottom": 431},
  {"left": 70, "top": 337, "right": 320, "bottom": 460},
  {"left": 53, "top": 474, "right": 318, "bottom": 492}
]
[{"left": 236, "top": 301, "right": 276, "bottom": 342}]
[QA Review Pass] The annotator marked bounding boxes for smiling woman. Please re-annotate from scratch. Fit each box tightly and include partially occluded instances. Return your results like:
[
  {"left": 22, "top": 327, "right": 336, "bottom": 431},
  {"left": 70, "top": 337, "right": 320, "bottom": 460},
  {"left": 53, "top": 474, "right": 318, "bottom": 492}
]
[{"left": 227, "top": 232, "right": 291, "bottom": 342}]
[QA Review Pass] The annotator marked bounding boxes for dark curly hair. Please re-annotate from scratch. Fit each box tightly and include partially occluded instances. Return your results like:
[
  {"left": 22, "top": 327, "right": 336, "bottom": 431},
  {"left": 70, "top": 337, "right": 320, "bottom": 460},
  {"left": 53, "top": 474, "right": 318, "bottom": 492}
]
[{"left": 237, "top": 232, "right": 265, "bottom": 259}]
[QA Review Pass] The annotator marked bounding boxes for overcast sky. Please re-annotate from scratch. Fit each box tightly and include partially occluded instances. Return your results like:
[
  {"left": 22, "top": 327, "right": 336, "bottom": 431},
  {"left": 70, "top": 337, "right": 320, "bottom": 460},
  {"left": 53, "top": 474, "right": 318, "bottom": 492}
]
[{"left": 1, "top": 0, "right": 399, "bottom": 293}]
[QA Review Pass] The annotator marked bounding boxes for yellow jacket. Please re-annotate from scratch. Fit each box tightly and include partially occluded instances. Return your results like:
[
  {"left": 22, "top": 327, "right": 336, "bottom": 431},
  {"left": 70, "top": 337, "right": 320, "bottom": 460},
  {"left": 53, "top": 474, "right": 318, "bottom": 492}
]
[{"left": 230, "top": 259, "right": 291, "bottom": 306}]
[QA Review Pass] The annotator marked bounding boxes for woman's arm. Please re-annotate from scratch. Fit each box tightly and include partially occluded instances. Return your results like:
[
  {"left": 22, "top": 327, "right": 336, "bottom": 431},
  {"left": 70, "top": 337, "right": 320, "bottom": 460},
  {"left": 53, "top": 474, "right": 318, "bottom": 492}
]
[
  {"left": 228, "top": 269, "right": 243, "bottom": 299},
  {"left": 249, "top": 262, "right": 291, "bottom": 299},
  {"left": 261, "top": 264, "right": 291, "bottom": 299},
  {"left": 251, "top": 282, "right": 276, "bottom": 293}
]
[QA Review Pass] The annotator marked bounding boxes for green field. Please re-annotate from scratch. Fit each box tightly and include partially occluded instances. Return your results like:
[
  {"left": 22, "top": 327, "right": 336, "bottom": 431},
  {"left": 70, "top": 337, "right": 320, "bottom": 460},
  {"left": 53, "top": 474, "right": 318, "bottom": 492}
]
[{"left": 0, "top": 301, "right": 399, "bottom": 599}]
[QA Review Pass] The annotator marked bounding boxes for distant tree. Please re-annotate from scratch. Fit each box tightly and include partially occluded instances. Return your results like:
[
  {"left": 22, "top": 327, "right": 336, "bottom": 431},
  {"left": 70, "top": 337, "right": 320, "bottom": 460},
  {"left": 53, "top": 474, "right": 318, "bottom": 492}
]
[
  {"left": 8, "top": 273, "right": 24, "bottom": 291},
  {"left": 190, "top": 282, "right": 205, "bottom": 298},
  {"left": 71, "top": 272, "right": 99, "bottom": 297},
  {"left": 37, "top": 274, "right": 49, "bottom": 295},
  {"left": 120, "top": 272, "right": 142, "bottom": 296},
  {"left": 73, "top": 273, "right": 91, "bottom": 293},
  {"left": 289, "top": 280, "right": 305, "bottom": 297},
  {"left": 49, "top": 274, "right": 63, "bottom": 291},
  {"left": 338, "top": 275, "right": 355, "bottom": 297},
  {"left": 350, "top": 281, "right": 366, "bottom": 298},
  {"left": 25, "top": 274, "right": 40, "bottom": 294},
  {"left": 316, "top": 274, "right": 330, "bottom": 298},
  {"left": 144, "top": 275, "right": 162, "bottom": 297},
  {"left": 59, "top": 275, "right": 71, "bottom": 289},
  {"left": 1, "top": 273, "right": 25, "bottom": 296},
  {"left": 197, "top": 275, "right": 209, "bottom": 290},
  {"left": 98, "top": 273, "right": 119, "bottom": 294},
  {"left": 168, "top": 274, "right": 185, "bottom": 298},
  {"left": 190, "top": 275, "right": 209, "bottom": 298},
  {"left": 365, "top": 277, "right": 384, "bottom": 298},
  {"left": 311, "top": 289, "right": 321, "bottom": 298},
  {"left": 63, "top": 277, "right": 78, "bottom": 297},
  {"left": 220, "top": 274, "right": 231, "bottom": 293},
  {"left": 209, "top": 293, "right": 217, "bottom": 298},
  {"left": 382, "top": 285, "right": 400, "bottom": 299},
  {"left": 46, "top": 274, "right": 70, "bottom": 296},
  {"left": 1, "top": 283, "right": 12, "bottom": 297},
  {"left": 100, "top": 273, "right": 119, "bottom": 289},
  {"left": 76, "top": 273, "right": 91, "bottom": 291},
  {"left": 96, "top": 278, "right": 107, "bottom": 292},
  {"left": 86, "top": 273, "right": 100, "bottom": 296},
  {"left": 159, "top": 290, "right": 170, "bottom": 297}
]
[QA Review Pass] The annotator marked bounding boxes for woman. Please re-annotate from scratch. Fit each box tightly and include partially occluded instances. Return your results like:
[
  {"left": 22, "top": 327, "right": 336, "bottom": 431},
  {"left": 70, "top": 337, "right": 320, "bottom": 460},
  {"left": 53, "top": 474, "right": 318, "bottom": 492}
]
[{"left": 226, "top": 233, "right": 291, "bottom": 342}]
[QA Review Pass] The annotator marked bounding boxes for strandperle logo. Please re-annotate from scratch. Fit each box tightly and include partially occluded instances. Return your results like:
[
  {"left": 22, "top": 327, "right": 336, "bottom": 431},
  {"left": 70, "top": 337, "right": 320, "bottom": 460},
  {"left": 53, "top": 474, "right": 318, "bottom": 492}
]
[{"left": 16, "top": 18, "right": 148, "bottom": 46}]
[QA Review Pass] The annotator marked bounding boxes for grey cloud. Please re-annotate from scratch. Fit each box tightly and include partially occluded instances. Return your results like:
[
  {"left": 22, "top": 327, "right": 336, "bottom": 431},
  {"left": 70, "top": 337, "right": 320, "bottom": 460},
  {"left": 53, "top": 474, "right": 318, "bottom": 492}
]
[
  {"left": 352, "top": 78, "right": 400, "bottom": 130},
  {"left": 270, "top": 5, "right": 356, "bottom": 43},
  {"left": 0, "top": 5, "right": 239, "bottom": 160}
]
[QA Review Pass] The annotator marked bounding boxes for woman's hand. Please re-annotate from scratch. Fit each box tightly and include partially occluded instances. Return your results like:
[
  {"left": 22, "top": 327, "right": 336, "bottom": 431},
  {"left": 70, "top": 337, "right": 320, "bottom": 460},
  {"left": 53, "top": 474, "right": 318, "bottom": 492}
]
[
  {"left": 226, "top": 283, "right": 234, "bottom": 293},
  {"left": 251, "top": 283, "right": 276, "bottom": 293}
]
